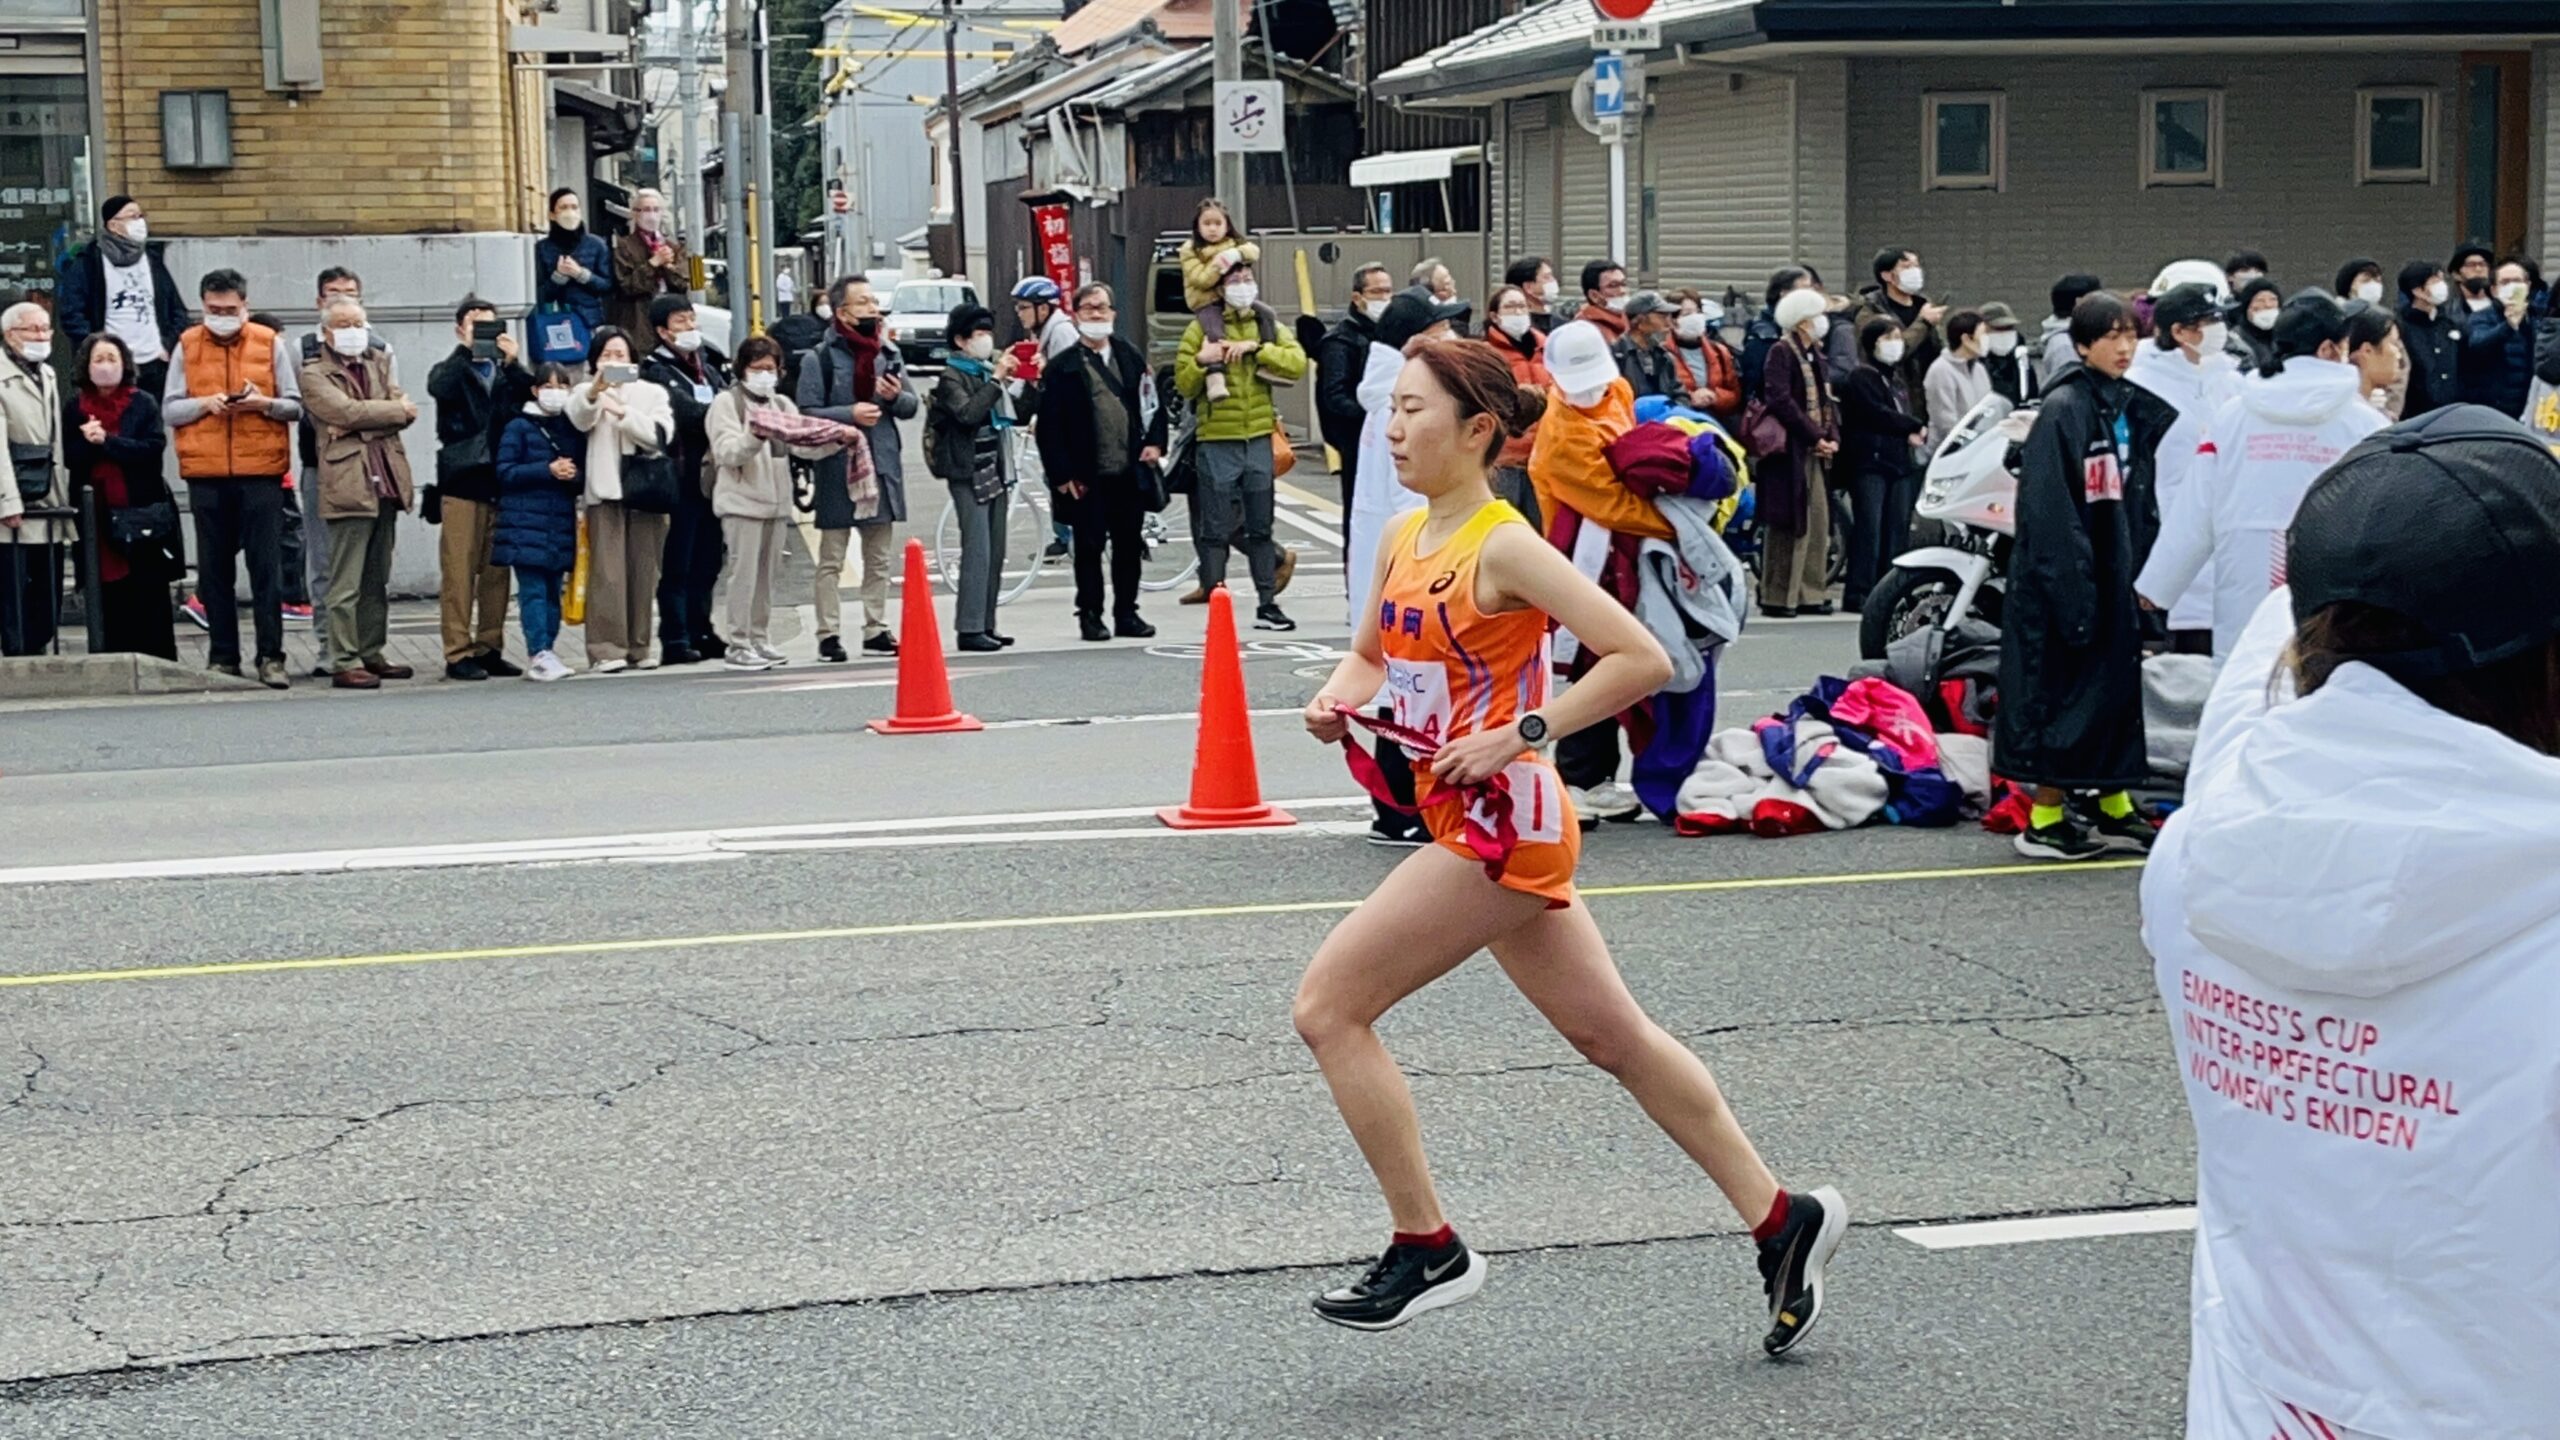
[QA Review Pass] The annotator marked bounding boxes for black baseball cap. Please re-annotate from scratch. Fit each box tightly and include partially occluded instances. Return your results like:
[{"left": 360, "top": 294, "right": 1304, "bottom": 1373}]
[
  {"left": 2151, "top": 282, "right": 2221, "bottom": 330},
  {"left": 2289, "top": 404, "right": 2560, "bottom": 680},
  {"left": 1377, "top": 285, "right": 1469, "bottom": 349}
]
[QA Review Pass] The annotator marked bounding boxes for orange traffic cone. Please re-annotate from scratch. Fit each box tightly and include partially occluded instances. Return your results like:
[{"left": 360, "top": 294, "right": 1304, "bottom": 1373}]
[
  {"left": 1158, "top": 586, "right": 1295, "bottom": 829},
  {"left": 867, "top": 539, "right": 984, "bottom": 735}
]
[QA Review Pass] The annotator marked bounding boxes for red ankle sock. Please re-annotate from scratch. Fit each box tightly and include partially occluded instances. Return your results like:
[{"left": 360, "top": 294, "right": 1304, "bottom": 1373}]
[
  {"left": 1751, "top": 1190, "right": 1791, "bottom": 1244},
  {"left": 1393, "top": 1223, "right": 1456, "bottom": 1249}
]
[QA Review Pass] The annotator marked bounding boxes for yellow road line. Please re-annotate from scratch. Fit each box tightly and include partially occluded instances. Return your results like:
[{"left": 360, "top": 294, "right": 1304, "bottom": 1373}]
[{"left": 0, "top": 860, "right": 2138, "bottom": 991}]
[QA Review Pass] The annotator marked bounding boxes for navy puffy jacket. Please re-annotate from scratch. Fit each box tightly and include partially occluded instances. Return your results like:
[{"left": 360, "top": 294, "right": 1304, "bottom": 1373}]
[{"left": 489, "top": 411, "right": 583, "bottom": 573}]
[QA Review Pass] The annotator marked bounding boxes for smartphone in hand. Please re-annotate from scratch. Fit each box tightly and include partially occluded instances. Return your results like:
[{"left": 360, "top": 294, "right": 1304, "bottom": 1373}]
[
  {"left": 470, "top": 318, "right": 504, "bottom": 361},
  {"left": 601, "top": 363, "right": 641, "bottom": 385}
]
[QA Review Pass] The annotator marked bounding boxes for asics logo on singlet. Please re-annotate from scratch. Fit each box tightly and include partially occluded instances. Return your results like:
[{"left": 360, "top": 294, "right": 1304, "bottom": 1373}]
[{"left": 1427, "top": 570, "right": 1458, "bottom": 595}]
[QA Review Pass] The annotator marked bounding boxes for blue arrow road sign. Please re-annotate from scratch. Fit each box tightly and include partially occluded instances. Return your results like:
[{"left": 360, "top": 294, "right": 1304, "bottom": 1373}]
[{"left": 1591, "top": 56, "right": 1625, "bottom": 118}]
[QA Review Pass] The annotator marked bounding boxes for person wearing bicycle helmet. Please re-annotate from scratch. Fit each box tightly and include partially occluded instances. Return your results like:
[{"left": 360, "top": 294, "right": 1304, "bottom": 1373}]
[{"left": 1012, "top": 276, "right": 1077, "bottom": 367}]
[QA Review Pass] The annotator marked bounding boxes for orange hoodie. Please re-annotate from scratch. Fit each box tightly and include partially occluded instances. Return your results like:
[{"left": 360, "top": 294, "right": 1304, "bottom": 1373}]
[{"left": 1525, "top": 377, "right": 1671, "bottom": 543}]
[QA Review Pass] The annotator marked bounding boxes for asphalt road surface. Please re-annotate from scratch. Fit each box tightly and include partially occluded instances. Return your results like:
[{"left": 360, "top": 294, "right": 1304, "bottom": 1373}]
[{"left": 0, "top": 544, "right": 2193, "bottom": 1438}]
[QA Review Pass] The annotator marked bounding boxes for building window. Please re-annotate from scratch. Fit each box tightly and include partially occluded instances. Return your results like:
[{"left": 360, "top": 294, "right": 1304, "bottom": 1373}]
[
  {"left": 2142, "top": 89, "right": 2222, "bottom": 187},
  {"left": 1924, "top": 92, "right": 2003, "bottom": 191},
  {"left": 2358, "top": 87, "right": 2437, "bottom": 183},
  {"left": 159, "top": 90, "right": 234, "bottom": 171}
]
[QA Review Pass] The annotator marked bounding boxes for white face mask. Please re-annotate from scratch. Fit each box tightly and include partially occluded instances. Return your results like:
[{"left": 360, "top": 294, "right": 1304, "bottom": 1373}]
[
  {"left": 2197, "top": 322, "right": 2229, "bottom": 356},
  {"left": 1224, "top": 281, "right": 1258, "bottom": 309},
  {"left": 1078, "top": 320, "right": 1114, "bottom": 342},
  {"left": 1810, "top": 314, "right": 1832, "bottom": 342},
  {"left": 204, "top": 314, "right": 244, "bottom": 338},
  {"left": 1496, "top": 313, "right": 1532, "bottom": 339},
  {"left": 555, "top": 208, "right": 582, "bottom": 229},
  {"left": 2498, "top": 280, "right": 2530, "bottom": 304},
  {"left": 1603, "top": 295, "right": 1628, "bottom": 313},
  {"left": 1896, "top": 265, "right": 1925, "bottom": 294},
  {"left": 121, "top": 218, "right": 148, "bottom": 243},
  {"left": 328, "top": 326, "right": 369, "bottom": 357},
  {"left": 1529, "top": 280, "right": 1550, "bottom": 303},
  {"left": 2230, "top": 269, "right": 2262, "bottom": 287},
  {"left": 671, "top": 329, "right": 704, "bottom": 352},
  {"left": 17, "top": 340, "right": 50, "bottom": 364},
  {"left": 1675, "top": 314, "right": 1708, "bottom": 341},
  {"left": 1361, "top": 298, "right": 1390, "bottom": 321},
  {"left": 2353, "top": 280, "right": 2385, "bottom": 304},
  {"left": 537, "top": 388, "right": 570, "bottom": 414},
  {"left": 635, "top": 209, "right": 665, "bottom": 232},
  {"left": 1874, "top": 338, "right": 1906, "bottom": 365},
  {"left": 89, "top": 363, "right": 124, "bottom": 388},
  {"left": 2468, "top": 296, "right": 2494, "bottom": 313},
  {"left": 2250, "top": 309, "right": 2279, "bottom": 331},
  {"left": 743, "top": 370, "right": 778, "bottom": 398},
  {"left": 2425, "top": 280, "right": 2451, "bottom": 306},
  {"left": 963, "top": 334, "right": 995, "bottom": 360},
  {"left": 1563, "top": 383, "right": 1609, "bottom": 409},
  {"left": 1986, "top": 330, "right": 2019, "bottom": 357}
]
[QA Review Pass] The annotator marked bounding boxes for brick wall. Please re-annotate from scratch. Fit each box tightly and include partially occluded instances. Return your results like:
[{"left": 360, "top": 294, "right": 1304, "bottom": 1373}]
[{"left": 96, "top": 0, "right": 517, "bottom": 237}]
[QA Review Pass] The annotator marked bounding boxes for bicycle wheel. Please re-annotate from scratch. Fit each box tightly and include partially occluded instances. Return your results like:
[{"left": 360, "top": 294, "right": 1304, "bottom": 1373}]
[
  {"left": 994, "top": 481, "right": 1049, "bottom": 606},
  {"left": 934, "top": 494, "right": 966, "bottom": 594},
  {"left": 1137, "top": 496, "right": 1200, "bottom": 592}
]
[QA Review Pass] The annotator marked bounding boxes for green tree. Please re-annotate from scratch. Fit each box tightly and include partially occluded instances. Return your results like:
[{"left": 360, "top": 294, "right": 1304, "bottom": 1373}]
[{"left": 770, "top": 0, "right": 827, "bottom": 250}]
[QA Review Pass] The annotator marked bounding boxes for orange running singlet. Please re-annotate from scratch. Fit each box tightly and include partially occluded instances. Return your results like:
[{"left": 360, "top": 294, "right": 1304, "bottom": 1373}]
[{"left": 1376, "top": 500, "right": 1580, "bottom": 906}]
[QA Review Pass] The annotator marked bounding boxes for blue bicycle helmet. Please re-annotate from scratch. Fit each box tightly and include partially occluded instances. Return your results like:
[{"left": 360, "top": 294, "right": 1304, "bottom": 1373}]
[{"left": 1011, "top": 276, "right": 1063, "bottom": 305}]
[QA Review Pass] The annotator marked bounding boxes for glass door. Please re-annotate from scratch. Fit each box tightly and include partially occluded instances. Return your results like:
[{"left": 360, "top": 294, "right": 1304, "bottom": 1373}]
[{"left": 0, "top": 74, "right": 93, "bottom": 307}]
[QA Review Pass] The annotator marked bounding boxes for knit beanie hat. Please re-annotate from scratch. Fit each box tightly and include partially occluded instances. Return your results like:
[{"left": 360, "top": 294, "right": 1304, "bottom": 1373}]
[{"left": 1774, "top": 288, "right": 1828, "bottom": 334}]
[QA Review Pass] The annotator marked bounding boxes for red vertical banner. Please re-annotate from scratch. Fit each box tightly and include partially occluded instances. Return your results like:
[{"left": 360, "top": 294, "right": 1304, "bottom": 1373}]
[{"left": 1032, "top": 203, "right": 1077, "bottom": 296}]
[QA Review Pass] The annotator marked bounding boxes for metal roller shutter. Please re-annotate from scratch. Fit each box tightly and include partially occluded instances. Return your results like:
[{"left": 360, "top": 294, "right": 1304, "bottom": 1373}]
[
  {"left": 1560, "top": 120, "right": 1613, "bottom": 272},
  {"left": 1650, "top": 69, "right": 1797, "bottom": 296},
  {"left": 1512, "top": 101, "right": 1556, "bottom": 263}
]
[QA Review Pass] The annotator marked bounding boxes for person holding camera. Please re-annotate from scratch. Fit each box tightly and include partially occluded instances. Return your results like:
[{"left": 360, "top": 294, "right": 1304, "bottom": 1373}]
[
  {"left": 427, "top": 297, "right": 533, "bottom": 680},
  {"left": 570, "top": 326, "right": 676, "bottom": 674}
]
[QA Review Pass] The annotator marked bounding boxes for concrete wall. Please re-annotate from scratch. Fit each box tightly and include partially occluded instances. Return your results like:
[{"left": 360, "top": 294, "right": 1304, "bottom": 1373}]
[
  {"left": 1841, "top": 52, "right": 2470, "bottom": 316},
  {"left": 164, "top": 234, "right": 537, "bottom": 594}
]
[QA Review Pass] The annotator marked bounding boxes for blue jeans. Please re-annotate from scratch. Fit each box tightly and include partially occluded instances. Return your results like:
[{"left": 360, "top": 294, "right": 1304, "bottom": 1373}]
[{"left": 516, "top": 566, "right": 565, "bottom": 656}]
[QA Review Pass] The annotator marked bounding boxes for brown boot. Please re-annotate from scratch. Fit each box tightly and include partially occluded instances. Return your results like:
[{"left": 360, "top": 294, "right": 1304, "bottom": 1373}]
[{"left": 1274, "top": 546, "right": 1297, "bottom": 595}]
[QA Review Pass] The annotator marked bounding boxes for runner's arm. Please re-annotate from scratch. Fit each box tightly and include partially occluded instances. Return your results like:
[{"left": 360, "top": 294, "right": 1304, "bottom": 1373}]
[{"left": 1305, "top": 541, "right": 1394, "bottom": 742}]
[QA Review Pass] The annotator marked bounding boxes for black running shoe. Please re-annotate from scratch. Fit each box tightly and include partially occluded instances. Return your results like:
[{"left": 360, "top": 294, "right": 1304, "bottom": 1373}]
[
  {"left": 2089, "top": 806, "right": 2159, "bottom": 854},
  {"left": 2013, "top": 813, "right": 2109, "bottom": 862},
  {"left": 1364, "top": 818, "right": 1428, "bottom": 848},
  {"left": 1756, "top": 1185, "right": 1847, "bottom": 1356},
  {"left": 1312, "top": 1234, "right": 1484, "bottom": 1331}
]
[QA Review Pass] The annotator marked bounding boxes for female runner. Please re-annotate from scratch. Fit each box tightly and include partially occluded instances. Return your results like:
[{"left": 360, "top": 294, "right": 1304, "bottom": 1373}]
[{"left": 1296, "top": 339, "right": 1847, "bottom": 1353}]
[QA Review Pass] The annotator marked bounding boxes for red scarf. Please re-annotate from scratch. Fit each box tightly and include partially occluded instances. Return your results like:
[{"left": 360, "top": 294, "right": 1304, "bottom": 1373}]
[
  {"left": 1333, "top": 705, "right": 1519, "bottom": 880},
  {"left": 78, "top": 384, "right": 137, "bottom": 580},
  {"left": 835, "top": 316, "right": 883, "bottom": 402}
]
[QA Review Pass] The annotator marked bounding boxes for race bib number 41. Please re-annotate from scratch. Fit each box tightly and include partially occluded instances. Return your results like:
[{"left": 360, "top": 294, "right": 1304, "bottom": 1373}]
[{"left": 2083, "top": 451, "right": 2124, "bottom": 504}]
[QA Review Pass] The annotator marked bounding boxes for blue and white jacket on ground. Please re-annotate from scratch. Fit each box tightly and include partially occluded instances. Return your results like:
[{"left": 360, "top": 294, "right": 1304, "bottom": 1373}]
[
  {"left": 2133, "top": 358, "right": 2383, "bottom": 657},
  {"left": 2146, "top": 588, "right": 2560, "bottom": 1440}
]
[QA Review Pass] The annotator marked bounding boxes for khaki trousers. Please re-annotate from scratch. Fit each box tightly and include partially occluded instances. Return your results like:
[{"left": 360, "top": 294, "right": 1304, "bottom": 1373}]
[
  {"left": 719, "top": 515, "right": 787, "bottom": 648},
  {"left": 324, "top": 501, "right": 400, "bottom": 672},
  {"left": 816, "top": 524, "right": 897, "bottom": 641},
  {"left": 585, "top": 500, "right": 670, "bottom": 663},
  {"left": 438, "top": 495, "right": 510, "bottom": 663},
  {"left": 1760, "top": 474, "right": 1836, "bottom": 611}
]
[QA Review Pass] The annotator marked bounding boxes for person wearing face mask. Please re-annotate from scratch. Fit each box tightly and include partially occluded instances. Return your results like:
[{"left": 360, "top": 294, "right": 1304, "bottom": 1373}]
[
  {"left": 1316, "top": 264, "right": 1394, "bottom": 533},
  {"left": 2128, "top": 284, "right": 2243, "bottom": 651},
  {"left": 1977, "top": 303, "right": 2035, "bottom": 405},
  {"left": 63, "top": 334, "right": 177, "bottom": 660},
  {"left": 58, "top": 195, "right": 188, "bottom": 404},
  {"left": 708, "top": 335, "right": 851, "bottom": 669},
  {"left": 2041, "top": 272, "right": 2106, "bottom": 390},
  {"left": 284, "top": 267, "right": 377, "bottom": 651},
  {"left": 1612, "top": 291, "right": 1682, "bottom": 401},
  {"left": 569, "top": 327, "right": 675, "bottom": 674},
  {"left": 1412, "top": 258, "right": 1458, "bottom": 306},
  {"left": 297, "top": 296, "right": 420, "bottom": 690},
  {"left": 1034, "top": 283, "right": 1169, "bottom": 644},
  {"left": 1922, "top": 309, "right": 1993, "bottom": 453},
  {"left": 426, "top": 297, "right": 532, "bottom": 681},
  {"left": 1757, "top": 287, "right": 1842, "bottom": 620},
  {"left": 1852, "top": 248, "right": 1947, "bottom": 429},
  {"left": 1504, "top": 256, "right": 1559, "bottom": 334},
  {"left": 2220, "top": 250, "right": 2268, "bottom": 294},
  {"left": 533, "top": 188, "right": 614, "bottom": 358},
  {"left": 164, "top": 268, "right": 304, "bottom": 688},
  {"left": 491, "top": 365, "right": 586, "bottom": 683},
  {"left": 930, "top": 305, "right": 1026, "bottom": 652},
  {"left": 1172, "top": 262, "right": 1310, "bottom": 633},
  {"left": 0, "top": 302, "right": 68, "bottom": 656},
  {"left": 2392, "top": 260, "right": 2461, "bottom": 420},
  {"left": 2332, "top": 258, "right": 2386, "bottom": 310},
  {"left": 2138, "top": 290, "right": 2385, "bottom": 661},
  {"left": 1482, "top": 284, "right": 1551, "bottom": 531},
  {"left": 640, "top": 294, "right": 733, "bottom": 665},
  {"left": 2229, "top": 276, "right": 2283, "bottom": 373},
  {"left": 1742, "top": 266, "right": 1818, "bottom": 403},
  {"left": 609, "top": 187, "right": 691, "bottom": 339},
  {"left": 1578, "top": 260, "right": 1631, "bottom": 342},
  {"left": 797, "top": 275, "right": 916, "bottom": 661},
  {"left": 2456, "top": 256, "right": 2560, "bottom": 419},
  {"left": 1668, "top": 289, "right": 1742, "bottom": 422},
  {"left": 1837, "top": 317, "right": 1927, "bottom": 613}
]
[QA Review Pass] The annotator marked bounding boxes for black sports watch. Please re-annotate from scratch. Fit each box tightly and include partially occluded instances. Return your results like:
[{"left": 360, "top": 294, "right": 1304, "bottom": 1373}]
[{"left": 1516, "top": 711, "right": 1549, "bottom": 746}]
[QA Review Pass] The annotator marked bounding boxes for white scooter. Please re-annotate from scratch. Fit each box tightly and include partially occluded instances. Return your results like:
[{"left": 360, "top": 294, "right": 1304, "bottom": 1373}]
[{"left": 1857, "top": 393, "right": 2035, "bottom": 660}]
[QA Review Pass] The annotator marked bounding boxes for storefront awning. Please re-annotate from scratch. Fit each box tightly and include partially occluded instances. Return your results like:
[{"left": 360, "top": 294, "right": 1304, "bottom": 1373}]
[{"left": 1349, "top": 145, "right": 1483, "bottom": 188}]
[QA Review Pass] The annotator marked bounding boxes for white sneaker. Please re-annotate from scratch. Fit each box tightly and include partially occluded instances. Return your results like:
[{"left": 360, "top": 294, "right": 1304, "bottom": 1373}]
[
  {"left": 528, "top": 651, "right": 571, "bottom": 683},
  {"left": 753, "top": 642, "right": 788, "bottom": 665},
  {"left": 1583, "top": 780, "right": 1645, "bottom": 822},
  {"left": 591, "top": 657, "right": 629, "bottom": 675},
  {"left": 634, "top": 653, "right": 663, "bottom": 671},
  {"left": 724, "top": 646, "right": 775, "bottom": 671}
]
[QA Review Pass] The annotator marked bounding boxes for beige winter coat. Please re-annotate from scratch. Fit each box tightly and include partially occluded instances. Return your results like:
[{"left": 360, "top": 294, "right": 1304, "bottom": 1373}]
[
  {"left": 0, "top": 355, "right": 66, "bottom": 545},
  {"left": 705, "top": 387, "right": 838, "bottom": 521},
  {"left": 567, "top": 377, "right": 675, "bottom": 504}
]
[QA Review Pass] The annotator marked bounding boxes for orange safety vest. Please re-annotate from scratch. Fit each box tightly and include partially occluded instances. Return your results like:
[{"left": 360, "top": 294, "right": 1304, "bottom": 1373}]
[{"left": 173, "top": 323, "right": 293, "bottom": 480}]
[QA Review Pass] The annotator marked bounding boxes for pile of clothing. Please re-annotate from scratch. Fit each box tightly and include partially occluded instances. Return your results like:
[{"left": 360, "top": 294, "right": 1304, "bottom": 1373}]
[{"left": 1674, "top": 676, "right": 1993, "bottom": 837}]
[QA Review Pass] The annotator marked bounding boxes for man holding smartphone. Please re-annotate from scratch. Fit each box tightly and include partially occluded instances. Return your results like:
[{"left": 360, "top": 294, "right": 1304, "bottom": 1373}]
[
  {"left": 164, "top": 268, "right": 303, "bottom": 689},
  {"left": 427, "top": 297, "right": 532, "bottom": 679}
]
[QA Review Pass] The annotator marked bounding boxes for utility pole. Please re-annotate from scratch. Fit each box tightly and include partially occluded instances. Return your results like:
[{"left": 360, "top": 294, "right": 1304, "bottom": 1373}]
[
  {"left": 1211, "top": 0, "right": 1246, "bottom": 234},
  {"left": 752, "top": 0, "right": 778, "bottom": 330},
  {"left": 723, "top": 0, "right": 753, "bottom": 314},
  {"left": 676, "top": 0, "right": 704, "bottom": 248},
  {"left": 940, "top": 0, "right": 968, "bottom": 272}
]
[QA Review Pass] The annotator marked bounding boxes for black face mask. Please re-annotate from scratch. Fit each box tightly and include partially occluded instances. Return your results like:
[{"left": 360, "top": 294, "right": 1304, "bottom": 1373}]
[{"left": 853, "top": 317, "right": 880, "bottom": 336}]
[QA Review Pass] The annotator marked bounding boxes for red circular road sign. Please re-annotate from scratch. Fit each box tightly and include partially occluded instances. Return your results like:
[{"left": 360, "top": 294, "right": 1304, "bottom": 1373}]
[
  {"left": 1591, "top": 0, "right": 1654, "bottom": 19},
  {"left": 831, "top": 189, "right": 851, "bottom": 214}
]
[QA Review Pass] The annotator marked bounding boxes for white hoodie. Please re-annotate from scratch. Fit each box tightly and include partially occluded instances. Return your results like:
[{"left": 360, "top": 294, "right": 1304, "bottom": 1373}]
[
  {"left": 1346, "top": 340, "right": 1424, "bottom": 629},
  {"left": 2125, "top": 341, "right": 2241, "bottom": 632},
  {"left": 2147, "top": 590, "right": 2560, "bottom": 1440},
  {"left": 2135, "top": 357, "right": 2383, "bottom": 656}
]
